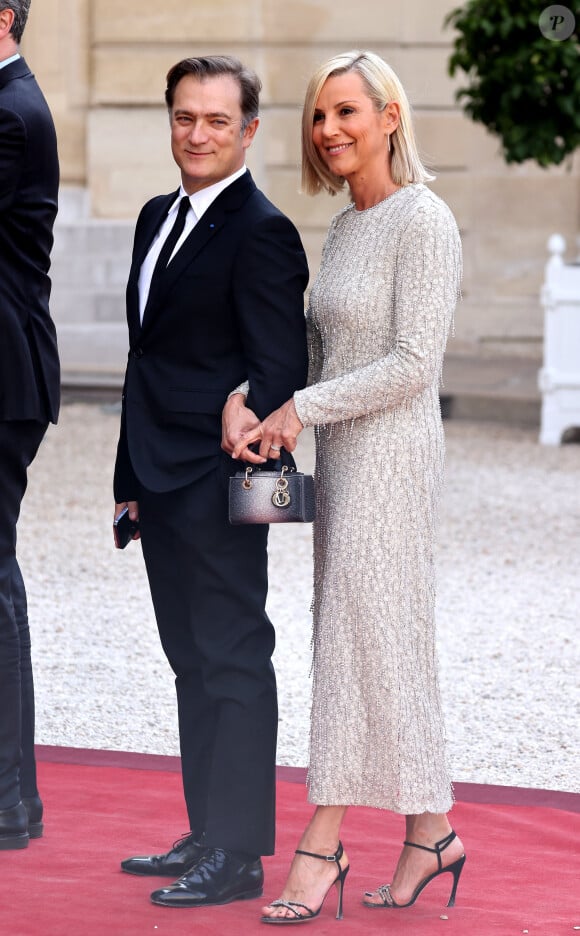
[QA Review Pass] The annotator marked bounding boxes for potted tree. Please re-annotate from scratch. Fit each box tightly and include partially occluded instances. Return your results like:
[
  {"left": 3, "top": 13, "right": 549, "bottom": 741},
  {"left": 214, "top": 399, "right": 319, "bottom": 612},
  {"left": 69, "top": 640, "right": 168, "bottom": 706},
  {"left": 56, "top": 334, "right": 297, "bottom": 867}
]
[
  {"left": 445, "top": 1, "right": 580, "bottom": 167},
  {"left": 445, "top": 0, "right": 580, "bottom": 442}
]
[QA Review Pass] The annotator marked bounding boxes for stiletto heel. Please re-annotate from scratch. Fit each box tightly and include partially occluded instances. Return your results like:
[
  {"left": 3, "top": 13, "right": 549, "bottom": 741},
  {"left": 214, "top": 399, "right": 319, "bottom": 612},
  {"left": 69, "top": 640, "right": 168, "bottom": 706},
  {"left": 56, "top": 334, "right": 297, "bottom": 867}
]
[
  {"left": 363, "top": 829, "right": 466, "bottom": 910},
  {"left": 261, "top": 841, "right": 350, "bottom": 924},
  {"left": 446, "top": 853, "right": 465, "bottom": 907}
]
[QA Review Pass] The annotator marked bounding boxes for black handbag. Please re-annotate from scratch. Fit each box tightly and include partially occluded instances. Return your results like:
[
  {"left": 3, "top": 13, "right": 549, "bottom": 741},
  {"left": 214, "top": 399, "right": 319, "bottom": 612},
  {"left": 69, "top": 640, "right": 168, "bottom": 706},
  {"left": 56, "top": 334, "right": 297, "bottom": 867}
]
[{"left": 229, "top": 463, "right": 315, "bottom": 525}]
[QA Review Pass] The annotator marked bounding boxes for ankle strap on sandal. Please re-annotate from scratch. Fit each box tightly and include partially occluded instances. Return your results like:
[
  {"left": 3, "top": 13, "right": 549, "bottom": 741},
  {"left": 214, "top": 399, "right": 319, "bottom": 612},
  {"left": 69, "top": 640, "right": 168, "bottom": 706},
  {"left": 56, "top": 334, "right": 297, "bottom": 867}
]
[
  {"left": 403, "top": 831, "right": 456, "bottom": 871},
  {"left": 295, "top": 841, "right": 344, "bottom": 863}
]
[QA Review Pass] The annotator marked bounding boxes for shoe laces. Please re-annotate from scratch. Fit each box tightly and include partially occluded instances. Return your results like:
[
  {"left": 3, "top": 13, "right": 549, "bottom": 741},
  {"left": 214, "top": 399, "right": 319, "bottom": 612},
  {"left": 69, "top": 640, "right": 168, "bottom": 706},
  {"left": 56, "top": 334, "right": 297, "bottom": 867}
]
[{"left": 172, "top": 832, "right": 197, "bottom": 852}]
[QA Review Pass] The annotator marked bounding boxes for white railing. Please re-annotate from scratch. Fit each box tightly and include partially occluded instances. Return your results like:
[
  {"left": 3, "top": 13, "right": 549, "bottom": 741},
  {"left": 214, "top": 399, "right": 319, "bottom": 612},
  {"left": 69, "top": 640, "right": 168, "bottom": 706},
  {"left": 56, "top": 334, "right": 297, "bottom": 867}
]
[{"left": 538, "top": 234, "right": 580, "bottom": 444}]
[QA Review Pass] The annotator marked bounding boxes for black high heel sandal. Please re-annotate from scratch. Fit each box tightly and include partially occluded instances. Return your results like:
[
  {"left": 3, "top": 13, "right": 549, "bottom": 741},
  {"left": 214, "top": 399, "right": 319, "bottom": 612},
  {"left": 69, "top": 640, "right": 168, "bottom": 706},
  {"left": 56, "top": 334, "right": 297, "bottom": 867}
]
[
  {"left": 261, "top": 841, "right": 350, "bottom": 925},
  {"left": 363, "top": 830, "right": 465, "bottom": 909}
]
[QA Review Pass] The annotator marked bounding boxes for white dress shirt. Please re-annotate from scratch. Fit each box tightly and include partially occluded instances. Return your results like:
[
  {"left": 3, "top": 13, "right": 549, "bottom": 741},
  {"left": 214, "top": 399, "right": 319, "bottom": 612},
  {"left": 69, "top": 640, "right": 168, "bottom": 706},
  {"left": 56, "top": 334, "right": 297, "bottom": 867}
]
[
  {"left": 0, "top": 53, "right": 21, "bottom": 70},
  {"left": 138, "top": 165, "right": 247, "bottom": 322}
]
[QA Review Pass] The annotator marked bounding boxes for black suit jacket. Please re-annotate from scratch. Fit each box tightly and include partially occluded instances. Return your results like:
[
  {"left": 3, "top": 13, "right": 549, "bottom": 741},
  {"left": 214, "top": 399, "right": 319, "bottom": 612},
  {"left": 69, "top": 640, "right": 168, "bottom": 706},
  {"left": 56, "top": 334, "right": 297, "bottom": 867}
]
[
  {"left": 114, "top": 171, "right": 309, "bottom": 499},
  {"left": 0, "top": 57, "right": 60, "bottom": 423}
]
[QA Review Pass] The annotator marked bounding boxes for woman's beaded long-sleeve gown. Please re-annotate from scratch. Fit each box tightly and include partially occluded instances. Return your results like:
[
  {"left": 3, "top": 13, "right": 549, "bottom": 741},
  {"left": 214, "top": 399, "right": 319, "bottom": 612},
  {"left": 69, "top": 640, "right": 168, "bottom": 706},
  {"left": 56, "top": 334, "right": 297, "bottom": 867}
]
[{"left": 293, "top": 184, "right": 462, "bottom": 814}]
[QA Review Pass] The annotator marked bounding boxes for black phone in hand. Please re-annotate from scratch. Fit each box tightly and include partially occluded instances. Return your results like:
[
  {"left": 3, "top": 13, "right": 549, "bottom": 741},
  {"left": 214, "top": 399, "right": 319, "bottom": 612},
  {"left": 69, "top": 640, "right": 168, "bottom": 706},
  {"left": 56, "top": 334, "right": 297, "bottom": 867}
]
[{"left": 113, "top": 507, "right": 139, "bottom": 549}]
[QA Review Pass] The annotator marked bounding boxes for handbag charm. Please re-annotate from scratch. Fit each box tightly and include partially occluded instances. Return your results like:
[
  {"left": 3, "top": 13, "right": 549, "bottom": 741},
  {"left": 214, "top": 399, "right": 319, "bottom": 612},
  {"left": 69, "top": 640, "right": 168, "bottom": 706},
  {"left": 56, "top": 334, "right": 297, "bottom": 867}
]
[{"left": 272, "top": 470, "right": 291, "bottom": 509}]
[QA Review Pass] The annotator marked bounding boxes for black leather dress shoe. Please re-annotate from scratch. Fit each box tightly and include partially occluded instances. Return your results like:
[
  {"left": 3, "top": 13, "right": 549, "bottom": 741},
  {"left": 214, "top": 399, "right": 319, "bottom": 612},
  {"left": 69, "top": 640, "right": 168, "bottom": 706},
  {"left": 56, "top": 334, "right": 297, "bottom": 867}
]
[
  {"left": 22, "top": 795, "right": 43, "bottom": 839},
  {"left": 0, "top": 802, "right": 29, "bottom": 850},
  {"left": 150, "top": 847, "right": 264, "bottom": 907},
  {"left": 121, "top": 832, "right": 205, "bottom": 876}
]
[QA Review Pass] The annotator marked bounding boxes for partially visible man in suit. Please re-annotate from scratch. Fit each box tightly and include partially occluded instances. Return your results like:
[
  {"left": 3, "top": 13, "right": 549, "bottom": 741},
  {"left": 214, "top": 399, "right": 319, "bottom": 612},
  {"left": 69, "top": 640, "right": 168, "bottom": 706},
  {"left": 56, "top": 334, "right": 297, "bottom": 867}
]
[
  {"left": 114, "top": 55, "right": 308, "bottom": 908},
  {"left": 0, "top": 0, "right": 60, "bottom": 850}
]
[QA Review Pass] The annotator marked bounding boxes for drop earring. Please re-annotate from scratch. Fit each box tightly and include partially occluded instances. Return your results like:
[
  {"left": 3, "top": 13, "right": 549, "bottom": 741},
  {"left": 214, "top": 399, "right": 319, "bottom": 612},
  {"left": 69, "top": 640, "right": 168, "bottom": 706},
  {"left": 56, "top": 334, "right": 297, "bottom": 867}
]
[{"left": 387, "top": 133, "right": 391, "bottom": 153}]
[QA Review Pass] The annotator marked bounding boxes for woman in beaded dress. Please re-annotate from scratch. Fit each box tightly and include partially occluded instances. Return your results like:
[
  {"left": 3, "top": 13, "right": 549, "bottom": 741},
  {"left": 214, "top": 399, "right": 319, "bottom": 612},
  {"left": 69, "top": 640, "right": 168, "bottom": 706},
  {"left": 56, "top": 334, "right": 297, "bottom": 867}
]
[{"left": 226, "top": 50, "right": 465, "bottom": 924}]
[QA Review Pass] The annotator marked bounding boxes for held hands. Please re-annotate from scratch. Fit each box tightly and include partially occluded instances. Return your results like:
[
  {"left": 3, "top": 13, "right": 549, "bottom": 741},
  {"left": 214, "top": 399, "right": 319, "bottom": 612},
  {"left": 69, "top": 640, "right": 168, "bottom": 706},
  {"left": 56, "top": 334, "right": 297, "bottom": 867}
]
[
  {"left": 221, "top": 392, "right": 262, "bottom": 456},
  {"left": 232, "top": 398, "right": 304, "bottom": 464}
]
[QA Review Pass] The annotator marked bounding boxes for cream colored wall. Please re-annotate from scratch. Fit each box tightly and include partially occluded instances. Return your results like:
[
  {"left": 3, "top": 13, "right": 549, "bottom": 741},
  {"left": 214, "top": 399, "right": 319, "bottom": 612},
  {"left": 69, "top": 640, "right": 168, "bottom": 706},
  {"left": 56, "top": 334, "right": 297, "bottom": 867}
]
[
  {"left": 23, "top": 0, "right": 580, "bottom": 359},
  {"left": 22, "top": 0, "right": 90, "bottom": 184}
]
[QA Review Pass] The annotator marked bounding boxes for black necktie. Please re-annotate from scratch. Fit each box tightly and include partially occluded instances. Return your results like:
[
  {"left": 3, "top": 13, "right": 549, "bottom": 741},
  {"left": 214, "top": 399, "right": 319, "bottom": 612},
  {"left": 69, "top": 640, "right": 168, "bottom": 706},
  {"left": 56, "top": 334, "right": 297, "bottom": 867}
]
[{"left": 146, "top": 195, "right": 190, "bottom": 307}]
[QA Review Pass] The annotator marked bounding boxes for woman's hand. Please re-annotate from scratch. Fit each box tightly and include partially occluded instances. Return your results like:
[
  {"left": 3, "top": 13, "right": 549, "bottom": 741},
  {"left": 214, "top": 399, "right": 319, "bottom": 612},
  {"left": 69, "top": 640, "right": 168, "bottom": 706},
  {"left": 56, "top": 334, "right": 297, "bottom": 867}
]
[{"left": 232, "top": 398, "right": 304, "bottom": 463}]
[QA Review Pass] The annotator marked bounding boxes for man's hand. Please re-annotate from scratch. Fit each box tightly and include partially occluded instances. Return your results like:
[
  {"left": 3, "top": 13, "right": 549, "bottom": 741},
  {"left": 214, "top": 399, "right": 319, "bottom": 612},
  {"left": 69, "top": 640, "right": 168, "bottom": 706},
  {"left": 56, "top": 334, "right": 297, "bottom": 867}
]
[
  {"left": 232, "top": 398, "right": 303, "bottom": 463},
  {"left": 114, "top": 501, "right": 140, "bottom": 543},
  {"left": 221, "top": 393, "right": 261, "bottom": 457}
]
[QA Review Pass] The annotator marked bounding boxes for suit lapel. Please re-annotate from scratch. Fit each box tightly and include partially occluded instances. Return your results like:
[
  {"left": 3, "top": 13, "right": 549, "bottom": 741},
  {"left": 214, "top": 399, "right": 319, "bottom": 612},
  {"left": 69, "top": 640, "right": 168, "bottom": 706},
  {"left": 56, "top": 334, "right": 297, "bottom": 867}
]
[
  {"left": 152, "top": 203, "right": 226, "bottom": 290},
  {"left": 0, "top": 57, "right": 31, "bottom": 90},
  {"left": 127, "top": 191, "right": 177, "bottom": 339},
  {"left": 139, "top": 172, "right": 257, "bottom": 334},
  {"left": 134, "top": 193, "right": 177, "bottom": 271}
]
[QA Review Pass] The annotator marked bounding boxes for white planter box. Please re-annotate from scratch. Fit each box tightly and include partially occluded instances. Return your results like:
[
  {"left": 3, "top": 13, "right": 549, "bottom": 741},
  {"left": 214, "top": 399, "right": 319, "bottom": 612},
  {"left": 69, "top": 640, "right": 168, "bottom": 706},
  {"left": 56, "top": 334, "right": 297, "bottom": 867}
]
[{"left": 538, "top": 234, "right": 580, "bottom": 444}]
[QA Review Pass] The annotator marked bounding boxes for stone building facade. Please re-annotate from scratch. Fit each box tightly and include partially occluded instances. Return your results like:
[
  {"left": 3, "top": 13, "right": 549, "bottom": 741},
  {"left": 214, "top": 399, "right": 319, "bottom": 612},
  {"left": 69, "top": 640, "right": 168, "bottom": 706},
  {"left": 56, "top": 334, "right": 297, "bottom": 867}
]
[{"left": 22, "top": 0, "right": 580, "bottom": 380}]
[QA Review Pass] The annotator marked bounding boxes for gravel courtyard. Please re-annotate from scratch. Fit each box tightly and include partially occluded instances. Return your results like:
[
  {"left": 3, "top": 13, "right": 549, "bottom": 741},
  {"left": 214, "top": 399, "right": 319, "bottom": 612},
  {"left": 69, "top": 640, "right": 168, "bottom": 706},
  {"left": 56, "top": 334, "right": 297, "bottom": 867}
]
[{"left": 18, "top": 402, "right": 580, "bottom": 794}]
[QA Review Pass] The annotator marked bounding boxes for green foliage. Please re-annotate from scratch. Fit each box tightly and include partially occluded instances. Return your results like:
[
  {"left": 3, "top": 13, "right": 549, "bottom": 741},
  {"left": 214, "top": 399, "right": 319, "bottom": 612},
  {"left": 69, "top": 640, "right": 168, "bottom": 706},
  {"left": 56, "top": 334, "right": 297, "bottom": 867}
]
[{"left": 445, "top": 0, "right": 580, "bottom": 167}]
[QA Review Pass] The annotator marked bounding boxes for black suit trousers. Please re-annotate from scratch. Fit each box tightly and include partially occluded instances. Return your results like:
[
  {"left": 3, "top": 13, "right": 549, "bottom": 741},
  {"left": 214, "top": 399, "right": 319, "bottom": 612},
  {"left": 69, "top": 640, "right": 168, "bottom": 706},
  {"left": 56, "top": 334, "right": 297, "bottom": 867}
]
[
  {"left": 0, "top": 420, "right": 47, "bottom": 808},
  {"left": 138, "top": 458, "right": 278, "bottom": 856}
]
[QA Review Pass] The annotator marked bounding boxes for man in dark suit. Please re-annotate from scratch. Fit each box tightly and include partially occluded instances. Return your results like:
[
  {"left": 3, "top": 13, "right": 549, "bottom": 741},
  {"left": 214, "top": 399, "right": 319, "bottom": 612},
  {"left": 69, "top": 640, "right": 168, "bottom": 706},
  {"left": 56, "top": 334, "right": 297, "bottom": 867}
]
[
  {"left": 0, "top": 0, "right": 60, "bottom": 850},
  {"left": 114, "top": 55, "right": 308, "bottom": 908}
]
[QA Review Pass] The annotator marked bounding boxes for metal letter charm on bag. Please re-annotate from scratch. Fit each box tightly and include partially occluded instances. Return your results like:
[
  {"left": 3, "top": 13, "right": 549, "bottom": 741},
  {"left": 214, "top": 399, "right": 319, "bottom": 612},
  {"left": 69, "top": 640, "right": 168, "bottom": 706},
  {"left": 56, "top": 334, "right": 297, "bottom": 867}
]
[{"left": 229, "top": 463, "right": 315, "bottom": 525}]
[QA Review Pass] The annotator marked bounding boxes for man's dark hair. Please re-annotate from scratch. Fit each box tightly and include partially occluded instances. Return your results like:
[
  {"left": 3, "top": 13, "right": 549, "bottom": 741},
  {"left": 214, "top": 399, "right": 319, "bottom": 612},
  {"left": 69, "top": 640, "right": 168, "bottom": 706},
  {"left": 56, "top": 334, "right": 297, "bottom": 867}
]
[
  {"left": 165, "top": 55, "right": 261, "bottom": 129},
  {"left": 1, "top": 0, "right": 31, "bottom": 44}
]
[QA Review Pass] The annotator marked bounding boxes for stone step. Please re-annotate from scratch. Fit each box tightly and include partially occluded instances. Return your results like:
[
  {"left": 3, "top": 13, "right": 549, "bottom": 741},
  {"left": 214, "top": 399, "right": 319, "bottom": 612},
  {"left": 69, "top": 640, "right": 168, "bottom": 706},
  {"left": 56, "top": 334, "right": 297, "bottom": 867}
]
[
  {"left": 58, "top": 339, "right": 542, "bottom": 427},
  {"left": 440, "top": 354, "right": 541, "bottom": 426}
]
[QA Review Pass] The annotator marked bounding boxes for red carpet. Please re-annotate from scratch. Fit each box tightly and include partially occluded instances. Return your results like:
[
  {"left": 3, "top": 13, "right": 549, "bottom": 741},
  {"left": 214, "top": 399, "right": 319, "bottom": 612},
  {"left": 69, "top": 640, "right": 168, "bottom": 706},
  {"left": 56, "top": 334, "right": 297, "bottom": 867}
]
[{"left": 1, "top": 748, "right": 578, "bottom": 936}]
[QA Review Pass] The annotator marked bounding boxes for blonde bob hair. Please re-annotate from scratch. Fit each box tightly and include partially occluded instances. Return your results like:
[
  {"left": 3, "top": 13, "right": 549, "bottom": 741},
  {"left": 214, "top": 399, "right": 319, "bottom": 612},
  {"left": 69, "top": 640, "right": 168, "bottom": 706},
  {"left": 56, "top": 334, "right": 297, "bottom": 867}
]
[{"left": 302, "top": 50, "right": 434, "bottom": 196}]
